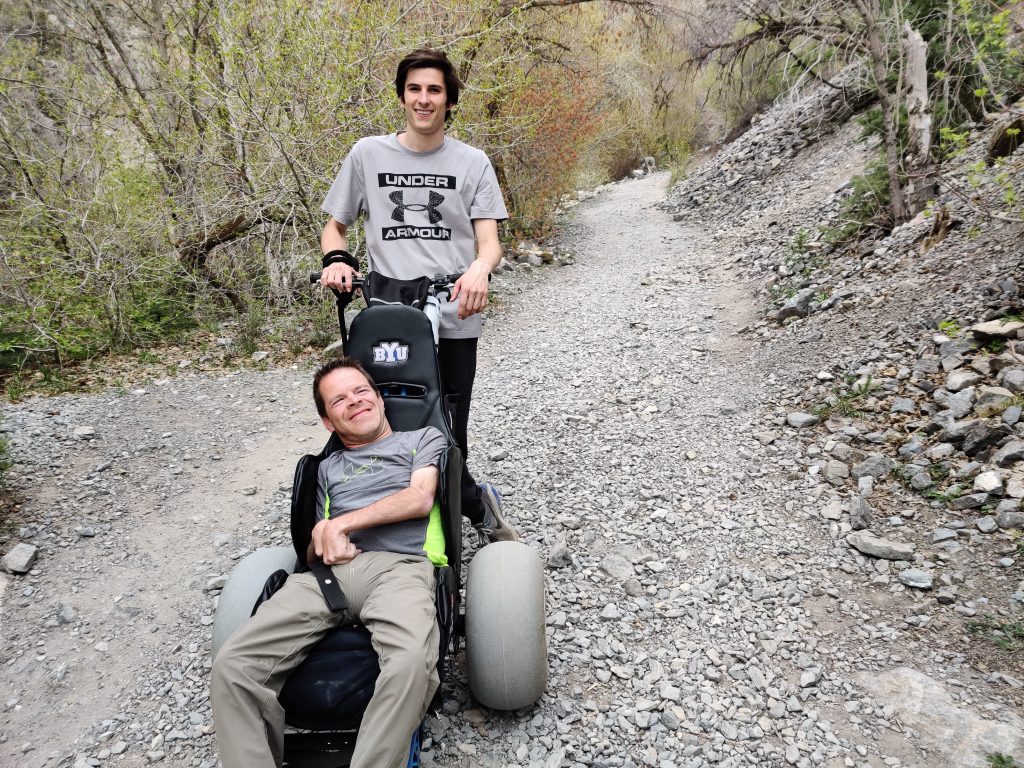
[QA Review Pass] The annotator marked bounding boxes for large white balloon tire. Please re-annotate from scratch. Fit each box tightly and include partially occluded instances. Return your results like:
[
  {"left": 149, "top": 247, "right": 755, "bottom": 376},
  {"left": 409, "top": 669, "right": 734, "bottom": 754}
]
[
  {"left": 211, "top": 546, "right": 297, "bottom": 660},
  {"left": 466, "top": 541, "right": 547, "bottom": 711}
]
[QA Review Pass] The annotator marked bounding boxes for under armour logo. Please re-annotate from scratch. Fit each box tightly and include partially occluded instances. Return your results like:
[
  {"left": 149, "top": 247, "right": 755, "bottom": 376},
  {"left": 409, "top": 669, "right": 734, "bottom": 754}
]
[{"left": 390, "top": 191, "right": 444, "bottom": 224}]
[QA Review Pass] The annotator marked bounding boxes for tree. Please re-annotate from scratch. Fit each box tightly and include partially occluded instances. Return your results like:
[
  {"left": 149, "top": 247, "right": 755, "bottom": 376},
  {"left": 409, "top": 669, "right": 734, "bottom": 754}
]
[
  {"left": 1, "top": 0, "right": 674, "bottom": 375},
  {"left": 691, "top": 0, "right": 1023, "bottom": 228}
]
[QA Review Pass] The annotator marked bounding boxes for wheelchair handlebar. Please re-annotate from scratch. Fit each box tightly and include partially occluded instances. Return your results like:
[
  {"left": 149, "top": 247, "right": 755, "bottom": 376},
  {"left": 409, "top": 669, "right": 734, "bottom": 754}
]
[{"left": 308, "top": 272, "right": 463, "bottom": 288}]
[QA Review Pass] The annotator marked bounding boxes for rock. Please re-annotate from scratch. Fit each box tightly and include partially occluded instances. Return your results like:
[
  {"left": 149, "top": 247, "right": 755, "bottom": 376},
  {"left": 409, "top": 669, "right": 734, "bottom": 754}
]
[
  {"left": 73, "top": 426, "right": 96, "bottom": 440},
  {"left": 2, "top": 544, "right": 39, "bottom": 574},
  {"left": 974, "top": 471, "right": 1004, "bottom": 494},
  {"left": 898, "top": 569, "right": 933, "bottom": 589},
  {"left": 998, "top": 558, "right": 1016, "bottom": 568},
  {"left": 940, "top": 419, "right": 981, "bottom": 442},
  {"left": 996, "top": 510, "right": 1024, "bottom": 529},
  {"left": 546, "top": 538, "right": 573, "bottom": 569},
  {"left": 999, "top": 368, "right": 1024, "bottom": 393},
  {"left": 823, "top": 459, "right": 850, "bottom": 483},
  {"left": 931, "top": 528, "right": 959, "bottom": 543},
  {"left": 910, "top": 472, "right": 933, "bottom": 491},
  {"left": 250, "top": 351, "right": 270, "bottom": 362},
  {"left": 890, "top": 398, "right": 917, "bottom": 416},
  {"left": 976, "top": 516, "right": 999, "bottom": 533},
  {"left": 600, "top": 603, "right": 621, "bottom": 620},
  {"left": 800, "top": 668, "right": 822, "bottom": 687},
  {"left": 786, "top": 412, "right": 819, "bottom": 428},
  {"left": 851, "top": 453, "right": 894, "bottom": 480},
  {"left": 856, "top": 668, "right": 1024, "bottom": 767},
  {"left": 974, "top": 386, "right": 1014, "bottom": 416},
  {"left": 819, "top": 498, "right": 844, "bottom": 521},
  {"left": 785, "top": 743, "right": 800, "bottom": 764},
  {"left": 847, "top": 532, "right": 916, "bottom": 560},
  {"left": 993, "top": 439, "right": 1024, "bottom": 467},
  {"left": 946, "top": 389, "right": 977, "bottom": 418},
  {"left": 945, "top": 370, "right": 983, "bottom": 392},
  {"left": 970, "top": 319, "right": 1024, "bottom": 338},
  {"left": 963, "top": 423, "right": 1010, "bottom": 456},
  {"left": 600, "top": 553, "right": 635, "bottom": 581},
  {"left": 57, "top": 602, "right": 77, "bottom": 624},
  {"left": 776, "top": 288, "right": 816, "bottom": 321},
  {"left": 950, "top": 492, "right": 988, "bottom": 511},
  {"left": 848, "top": 495, "right": 872, "bottom": 530}
]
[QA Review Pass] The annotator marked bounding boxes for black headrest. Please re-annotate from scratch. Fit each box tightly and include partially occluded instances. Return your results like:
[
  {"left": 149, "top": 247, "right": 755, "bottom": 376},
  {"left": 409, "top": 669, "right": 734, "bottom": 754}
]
[{"left": 347, "top": 305, "right": 451, "bottom": 438}]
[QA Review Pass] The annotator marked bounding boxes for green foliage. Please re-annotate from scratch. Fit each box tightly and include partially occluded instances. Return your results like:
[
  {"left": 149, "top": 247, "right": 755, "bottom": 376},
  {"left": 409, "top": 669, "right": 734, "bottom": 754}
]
[
  {"left": 826, "top": 159, "right": 893, "bottom": 243},
  {"left": 0, "top": 0, "right": 675, "bottom": 385},
  {"left": 986, "top": 754, "right": 1023, "bottom": 768},
  {"left": 814, "top": 376, "right": 877, "bottom": 418},
  {"left": 938, "top": 318, "right": 961, "bottom": 336},
  {"left": 235, "top": 305, "right": 266, "bottom": 359},
  {"left": 783, "top": 229, "right": 826, "bottom": 276},
  {"left": 966, "top": 615, "right": 1024, "bottom": 654},
  {"left": 0, "top": 420, "right": 11, "bottom": 491}
]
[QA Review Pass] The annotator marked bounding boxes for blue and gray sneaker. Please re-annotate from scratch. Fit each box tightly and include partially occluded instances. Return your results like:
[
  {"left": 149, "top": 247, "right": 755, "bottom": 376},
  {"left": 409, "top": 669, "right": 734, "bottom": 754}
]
[{"left": 476, "top": 483, "right": 520, "bottom": 543}]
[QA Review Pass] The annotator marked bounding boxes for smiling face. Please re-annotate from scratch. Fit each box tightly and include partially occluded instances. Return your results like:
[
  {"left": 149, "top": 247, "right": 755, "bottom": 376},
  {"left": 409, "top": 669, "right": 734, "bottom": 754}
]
[
  {"left": 399, "top": 66, "right": 450, "bottom": 143},
  {"left": 318, "top": 367, "right": 392, "bottom": 448}
]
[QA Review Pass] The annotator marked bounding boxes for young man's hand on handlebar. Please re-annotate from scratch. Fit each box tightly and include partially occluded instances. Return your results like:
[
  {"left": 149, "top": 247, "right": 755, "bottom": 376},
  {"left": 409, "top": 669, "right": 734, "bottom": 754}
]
[{"left": 320, "top": 261, "right": 361, "bottom": 293}]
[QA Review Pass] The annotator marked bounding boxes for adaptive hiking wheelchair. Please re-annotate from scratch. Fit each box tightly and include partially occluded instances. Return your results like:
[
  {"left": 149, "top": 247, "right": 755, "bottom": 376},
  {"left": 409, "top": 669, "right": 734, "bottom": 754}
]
[{"left": 210, "top": 272, "right": 547, "bottom": 767}]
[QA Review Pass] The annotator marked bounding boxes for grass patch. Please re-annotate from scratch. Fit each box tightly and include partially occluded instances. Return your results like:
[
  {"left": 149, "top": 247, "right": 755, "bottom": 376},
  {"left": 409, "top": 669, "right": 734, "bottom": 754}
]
[
  {"left": 814, "top": 376, "right": 877, "bottom": 419},
  {"left": 988, "top": 754, "right": 1023, "bottom": 768},
  {"left": 0, "top": 425, "right": 11, "bottom": 492},
  {"left": 966, "top": 615, "right": 1024, "bottom": 654}
]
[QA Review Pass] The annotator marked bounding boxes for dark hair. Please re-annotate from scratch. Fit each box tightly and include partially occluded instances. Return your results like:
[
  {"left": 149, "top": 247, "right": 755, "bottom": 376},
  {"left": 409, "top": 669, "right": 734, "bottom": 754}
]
[
  {"left": 395, "top": 47, "right": 462, "bottom": 121},
  {"left": 313, "top": 357, "right": 379, "bottom": 417}
]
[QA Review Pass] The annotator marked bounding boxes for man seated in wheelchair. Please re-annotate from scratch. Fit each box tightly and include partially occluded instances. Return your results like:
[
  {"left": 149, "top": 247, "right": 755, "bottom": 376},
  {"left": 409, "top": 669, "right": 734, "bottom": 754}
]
[{"left": 210, "top": 356, "right": 447, "bottom": 768}]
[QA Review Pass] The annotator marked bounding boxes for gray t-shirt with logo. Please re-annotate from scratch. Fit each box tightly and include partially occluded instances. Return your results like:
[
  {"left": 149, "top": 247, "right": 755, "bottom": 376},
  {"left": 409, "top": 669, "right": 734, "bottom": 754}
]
[
  {"left": 321, "top": 133, "right": 508, "bottom": 339},
  {"left": 315, "top": 427, "right": 448, "bottom": 565}
]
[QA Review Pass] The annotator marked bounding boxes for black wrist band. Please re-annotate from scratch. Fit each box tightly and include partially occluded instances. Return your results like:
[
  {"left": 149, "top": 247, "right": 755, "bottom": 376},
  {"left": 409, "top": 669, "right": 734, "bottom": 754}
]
[{"left": 322, "top": 249, "right": 358, "bottom": 270}]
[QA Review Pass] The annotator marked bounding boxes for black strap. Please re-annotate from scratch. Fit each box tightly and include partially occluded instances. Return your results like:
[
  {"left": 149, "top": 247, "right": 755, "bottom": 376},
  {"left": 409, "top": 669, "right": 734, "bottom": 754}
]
[
  {"left": 307, "top": 560, "right": 349, "bottom": 613},
  {"left": 321, "top": 250, "right": 359, "bottom": 355},
  {"left": 321, "top": 249, "right": 358, "bottom": 270},
  {"left": 335, "top": 293, "right": 352, "bottom": 355}
]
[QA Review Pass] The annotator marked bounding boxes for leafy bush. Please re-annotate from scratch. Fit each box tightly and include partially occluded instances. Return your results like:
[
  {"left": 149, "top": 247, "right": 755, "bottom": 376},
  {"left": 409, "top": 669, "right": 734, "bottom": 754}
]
[{"left": 826, "top": 158, "right": 893, "bottom": 243}]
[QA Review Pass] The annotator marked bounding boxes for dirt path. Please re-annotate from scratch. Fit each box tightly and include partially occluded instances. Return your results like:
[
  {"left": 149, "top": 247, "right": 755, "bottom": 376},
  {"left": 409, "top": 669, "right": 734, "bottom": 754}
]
[{"left": 2, "top": 164, "right": 1022, "bottom": 768}]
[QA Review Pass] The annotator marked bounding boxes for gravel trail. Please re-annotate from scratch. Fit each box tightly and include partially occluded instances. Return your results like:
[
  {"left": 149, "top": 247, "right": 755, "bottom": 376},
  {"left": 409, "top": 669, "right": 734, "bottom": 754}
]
[{"left": 2, "top": 168, "right": 1022, "bottom": 768}]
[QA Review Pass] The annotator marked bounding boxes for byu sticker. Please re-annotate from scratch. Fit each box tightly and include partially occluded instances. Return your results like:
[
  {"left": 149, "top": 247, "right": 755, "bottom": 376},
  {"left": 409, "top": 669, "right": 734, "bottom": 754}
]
[{"left": 373, "top": 341, "right": 408, "bottom": 364}]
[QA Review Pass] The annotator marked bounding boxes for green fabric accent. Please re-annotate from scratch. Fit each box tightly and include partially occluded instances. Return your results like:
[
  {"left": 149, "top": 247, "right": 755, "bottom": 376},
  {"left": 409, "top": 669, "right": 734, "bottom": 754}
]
[
  {"left": 424, "top": 500, "right": 447, "bottom": 566},
  {"left": 324, "top": 491, "right": 331, "bottom": 520}
]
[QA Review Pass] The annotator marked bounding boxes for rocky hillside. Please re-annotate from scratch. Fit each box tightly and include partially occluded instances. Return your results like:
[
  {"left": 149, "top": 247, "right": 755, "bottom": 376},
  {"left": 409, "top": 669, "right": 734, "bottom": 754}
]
[{"left": 664, "top": 76, "right": 1024, "bottom": 683}]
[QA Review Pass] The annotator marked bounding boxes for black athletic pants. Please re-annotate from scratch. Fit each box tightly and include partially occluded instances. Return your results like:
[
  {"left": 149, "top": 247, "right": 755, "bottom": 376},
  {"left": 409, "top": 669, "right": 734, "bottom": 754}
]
[{"left": 437, "top": 338, "right": 484, "bottom": 525}]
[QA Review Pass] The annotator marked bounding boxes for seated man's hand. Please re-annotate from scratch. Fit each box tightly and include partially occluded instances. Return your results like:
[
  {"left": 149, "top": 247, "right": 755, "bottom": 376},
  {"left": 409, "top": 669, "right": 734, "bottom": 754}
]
[{"left": 311, "top": 519, "right": 361, "bottom": 565}]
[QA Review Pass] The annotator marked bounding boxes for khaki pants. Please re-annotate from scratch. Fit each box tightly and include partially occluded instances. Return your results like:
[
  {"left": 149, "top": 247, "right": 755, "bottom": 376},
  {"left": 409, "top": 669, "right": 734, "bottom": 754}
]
[{"left": 210, "top": 552, "right": 439, "bottom": 768}]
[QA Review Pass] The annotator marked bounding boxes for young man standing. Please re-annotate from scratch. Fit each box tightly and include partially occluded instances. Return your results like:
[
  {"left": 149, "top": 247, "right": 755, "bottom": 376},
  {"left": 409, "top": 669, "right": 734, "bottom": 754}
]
[{"left": 319, "top": 47, "right": 518, "bottom": 542}]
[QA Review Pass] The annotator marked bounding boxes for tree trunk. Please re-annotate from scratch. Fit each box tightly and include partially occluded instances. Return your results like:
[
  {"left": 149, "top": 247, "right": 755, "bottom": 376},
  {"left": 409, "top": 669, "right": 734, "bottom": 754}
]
[
  {"left": 856, "top": 0, "right": 909, "bottom": 223},
  {"left": 903, "top": 22, "right": 936, "bottom": 215}
]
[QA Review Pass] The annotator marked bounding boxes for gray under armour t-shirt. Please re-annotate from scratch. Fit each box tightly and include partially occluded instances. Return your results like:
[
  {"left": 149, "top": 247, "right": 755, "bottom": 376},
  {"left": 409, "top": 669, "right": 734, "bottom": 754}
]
[
  {"left": 315, "top": 427, "right": 448, "bottom": 565},
  {"left": 321, "top": 134, "right": 508, "bottom": 339}
]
